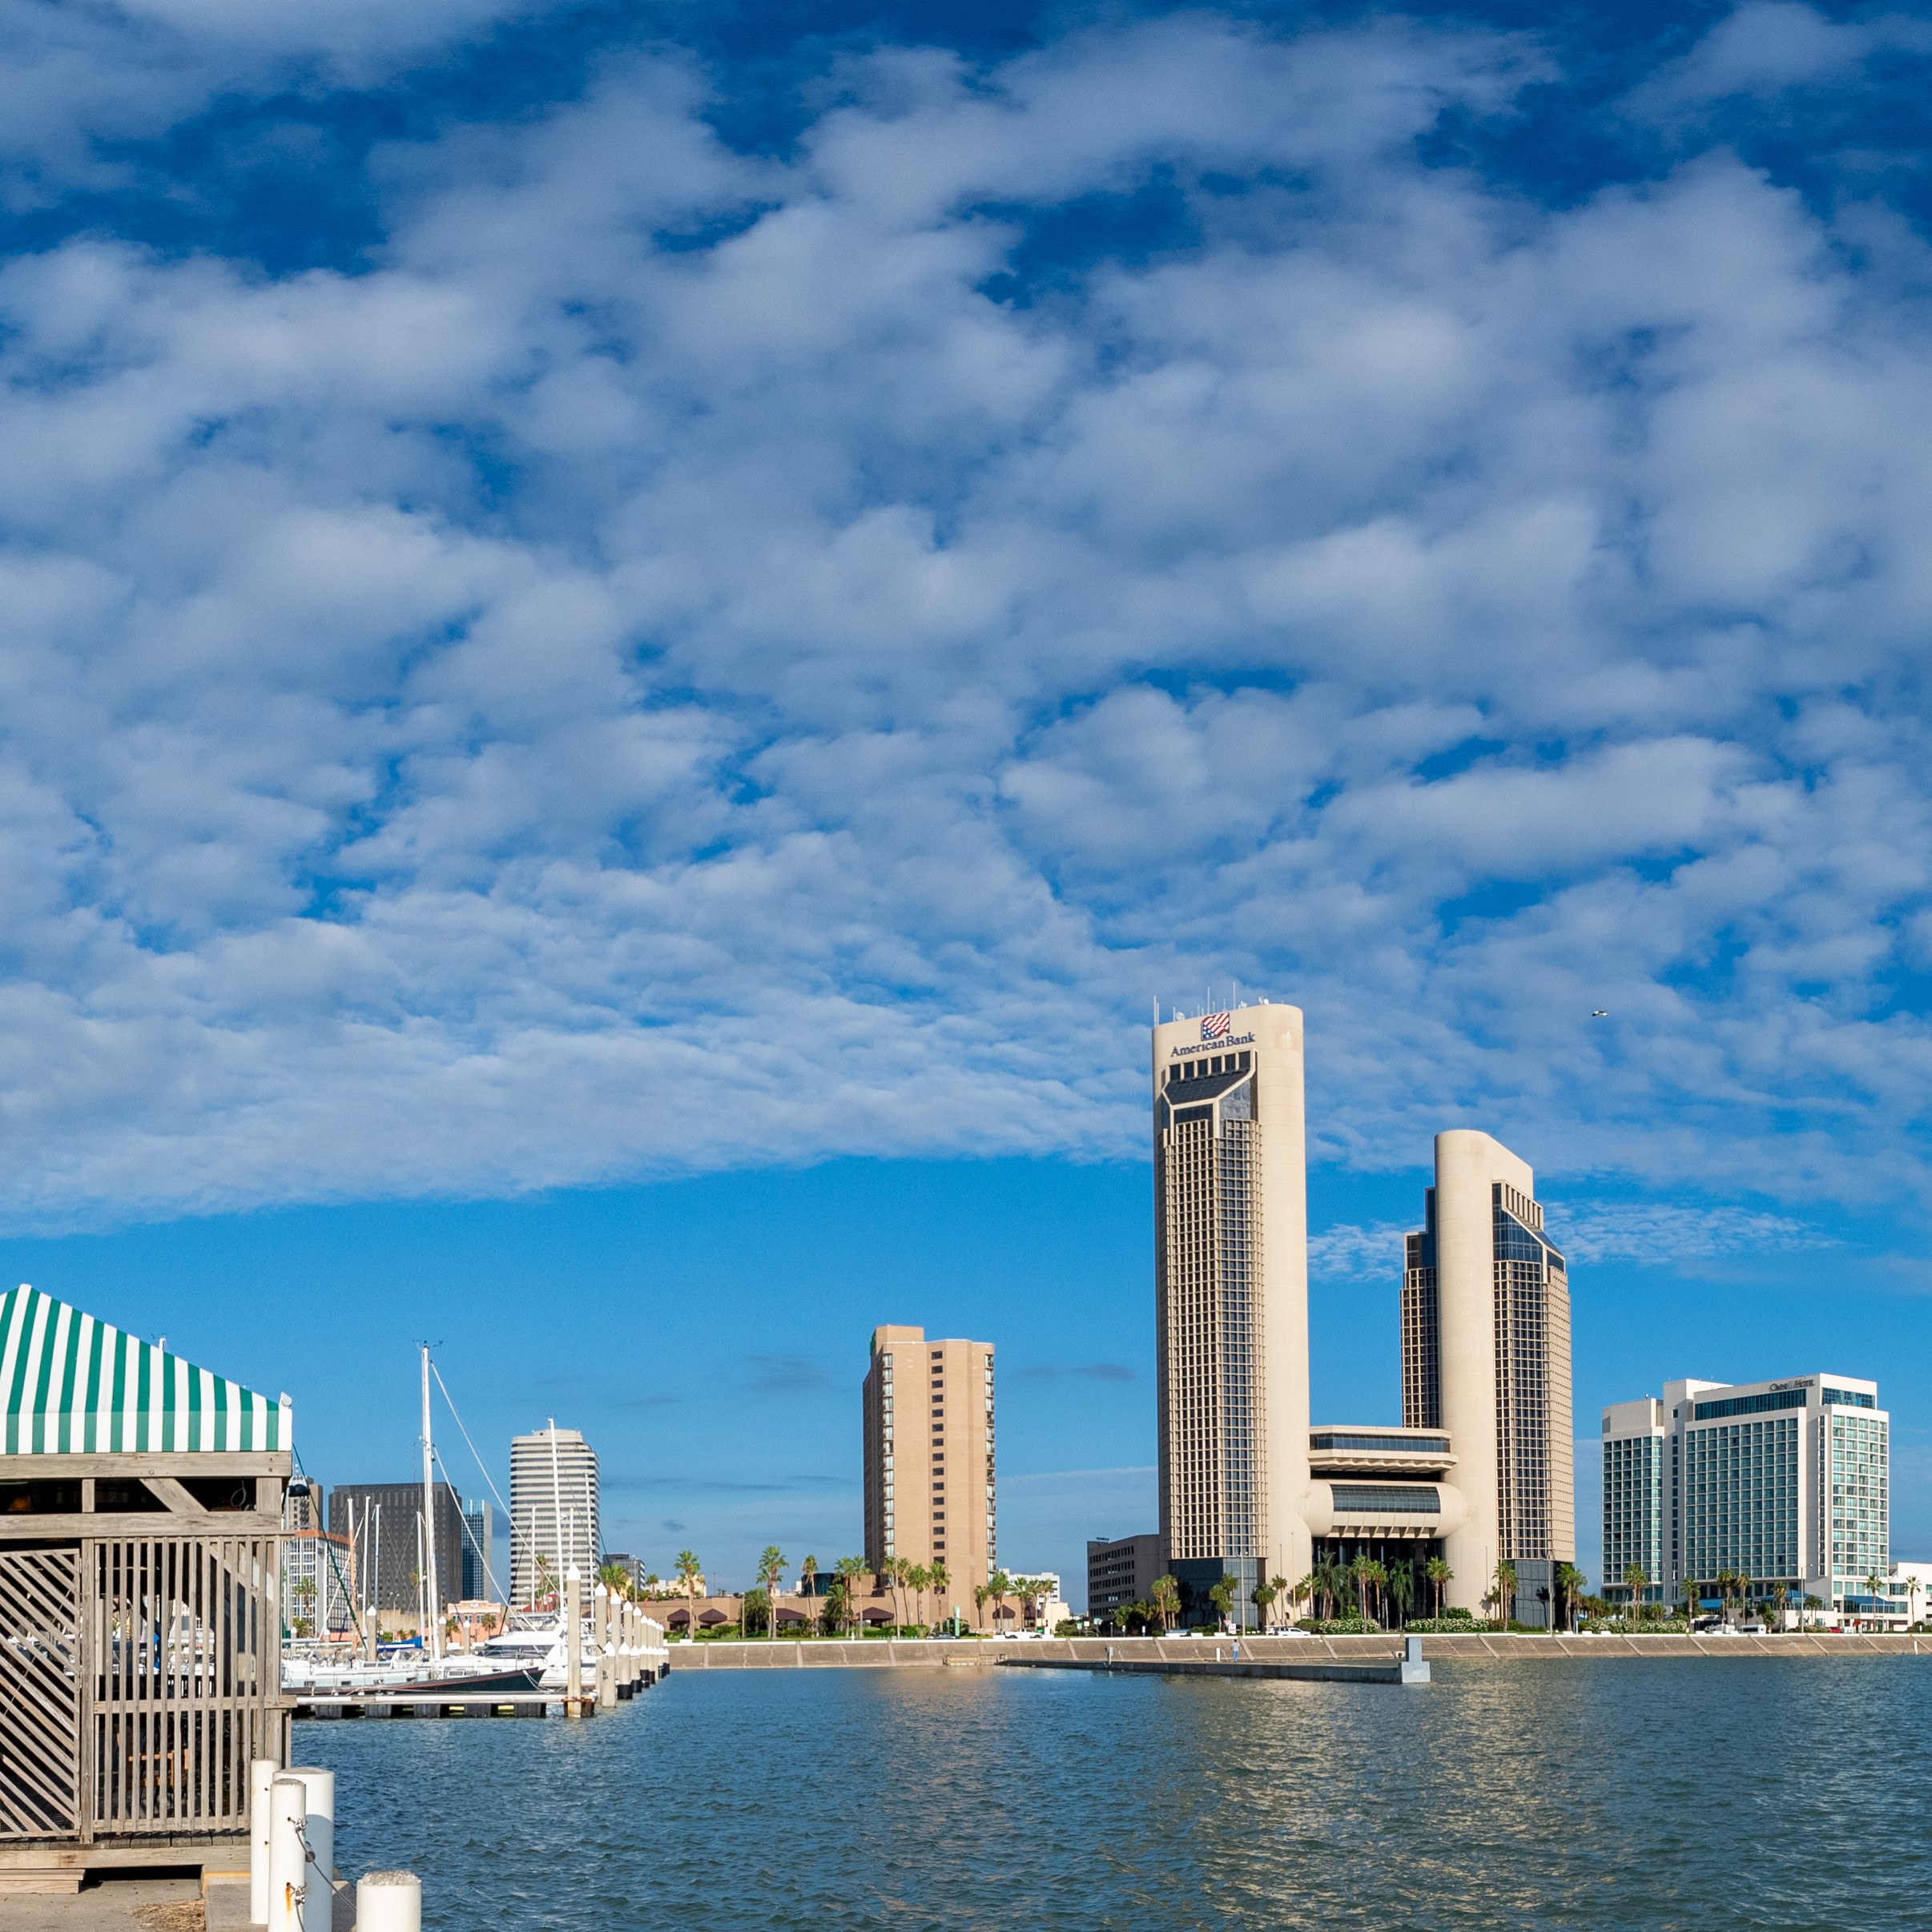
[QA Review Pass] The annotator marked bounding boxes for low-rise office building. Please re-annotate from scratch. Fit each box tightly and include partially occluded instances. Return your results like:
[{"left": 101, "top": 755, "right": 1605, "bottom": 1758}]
[
  {"left": 1603, "top": 1373, "right": 1888, "bottom": 1616},
  {"left": 1088, "top": 1532, "right": 1161, "bottom": 1620}
]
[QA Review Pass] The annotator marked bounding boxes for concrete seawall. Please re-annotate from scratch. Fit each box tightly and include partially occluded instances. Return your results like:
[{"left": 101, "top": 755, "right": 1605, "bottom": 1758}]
[{"left": 666, "top": 1630, "right": 1931, "bottom": 1670}]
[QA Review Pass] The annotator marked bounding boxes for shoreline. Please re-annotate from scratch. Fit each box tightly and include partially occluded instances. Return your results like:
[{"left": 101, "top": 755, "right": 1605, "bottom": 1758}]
[{"left": 660, "top": 1629, "right": 1931, "bottom": 1669}]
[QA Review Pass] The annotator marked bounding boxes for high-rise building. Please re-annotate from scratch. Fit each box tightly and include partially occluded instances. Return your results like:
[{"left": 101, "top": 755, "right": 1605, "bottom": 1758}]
[
  {"left": 1600, "top": 1397, "right": 1666, "bottom": 1604},
  {"left": 328, "top": 1480, "right": 465, "bottom": 1617},
  {"left": 459, "top": 1496, "right": 494, "bottom": 1602},
  {"left": 863, "top": 1325, "right": 996, "bottom": 1612},
  {"left": 1086, "top": 1532, "right": 1161, "bottom": 1622},
  {"left": 1604, "top": 1374, "right": 1888, "bottom": 1614},
  {"left": 1152, "top": 1001, "right": 1312, "bottom": 1628},
  {"left": 509, "top": 1427, "right": 601, "bottom": 1609},
  {"left": 1401, "top": 1131, "right": 1574, "bottom": 1615}
]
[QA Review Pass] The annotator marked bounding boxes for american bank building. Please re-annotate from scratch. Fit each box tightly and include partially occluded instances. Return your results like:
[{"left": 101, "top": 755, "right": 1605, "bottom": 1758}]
[{"left": 1152, "top": 1000, "right": 1575, "bottom": 1628}]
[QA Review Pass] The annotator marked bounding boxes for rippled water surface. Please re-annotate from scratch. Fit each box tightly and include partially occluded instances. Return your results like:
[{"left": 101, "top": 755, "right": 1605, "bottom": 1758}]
[{"left": 300, "top": 1656, "right": 1931, "bottom": 1929}]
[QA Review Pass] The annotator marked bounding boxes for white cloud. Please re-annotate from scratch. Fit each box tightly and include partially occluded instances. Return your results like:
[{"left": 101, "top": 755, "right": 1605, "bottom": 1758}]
[{"left": 0, "top": 15, "right": 1930, "bottom": 1225}]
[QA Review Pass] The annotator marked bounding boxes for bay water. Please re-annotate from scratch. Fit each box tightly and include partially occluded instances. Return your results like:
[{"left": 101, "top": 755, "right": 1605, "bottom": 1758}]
[{"left": 299, "top": 1656, "right": 1929, "bottom": 1928}]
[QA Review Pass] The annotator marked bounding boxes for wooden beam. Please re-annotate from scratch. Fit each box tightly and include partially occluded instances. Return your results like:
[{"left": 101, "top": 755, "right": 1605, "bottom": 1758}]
[
  {"left": 0, "top": 1512, "right": 283, "bottom": 1540},
  {"left": 0, "top": 1451, "right": 291, "bottom": 1480},
  {"left": 141, "top": 1475, "right": 203, "bottom": 1515}
]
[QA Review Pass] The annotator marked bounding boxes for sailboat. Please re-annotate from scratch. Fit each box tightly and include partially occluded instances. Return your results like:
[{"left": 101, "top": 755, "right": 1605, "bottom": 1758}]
[{"left": 283, "top": 1345, "right": 557, "bottom": 1696}]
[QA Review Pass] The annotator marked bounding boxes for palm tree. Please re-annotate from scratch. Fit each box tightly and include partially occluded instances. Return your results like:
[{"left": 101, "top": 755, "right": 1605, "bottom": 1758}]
[
  {"left": 1864, "top": 1568, "right": 1888, "bottom": 1630},
  {"left": 1363, "top": 1560, "right": 1388, "bottom": 1628},
  {"left": 834, "top": 1556, "right": 867, "bottom": 1636},
  {"left": 1346, "top": 1555, "right": 1375, "bottom": 1622},
  {"left": 799, "top": 1554, "right": 819, "bottom": 1635},
  {"left": 758, "top": 1547, "right": 786, "bottom": 1640},
  {"left": 1266, "top": 1575, "right": 1289, "bottom": 1632},
  {"left": 912, "top": 1564, "right": 933, "bottom": 1632},
  {"left": 1491, "top": 1559, "right": 1517, "bottom": 1632},
  {"left": 1149, "top": 1574, "right": 1180, "bottom": 1633},
  {"left": 930, "top": 1559, "right": 951, "bottom": 1632},
  {"left": 674, "top": 1549, "right": 702, "bottom": 1644},
  {"left": 1425, "top": 1556, "right": 1451, "bottom": 1620},
  {"left": 1801, "top": 1592, "right": 1825, "bottom": 1632},
  {"left": 1252, "top": 1579, "right": 1278, "bottom": 1630},
  {"left": 1386, "top": 1563, "right": 1415, "bottom": 1630},
  {"left": 1622, "top": 1563, "right": 1648, "bottom": 1620},
  {"left": 1554, "top": 1563, "right": 1586, "bottom": 1634},
  {"left": 973, "top": 1582, "right": 992, "bottom": 1631},
  {"left": 598, "top": 1560, "right": 632, "bottom": 1597},
  {"left": 990, "top": 1569, "right": 1012, "bottom": 1633},
  {"left": 1208, "top": 1574, "right": 1237, "bottom": 1629},
  {"left": 1770, "top": 1583, "right": 1789, "bottom": 1632},
  {"left": 1290, "top": 1573, "right": 1317, "bottom": 1626}
]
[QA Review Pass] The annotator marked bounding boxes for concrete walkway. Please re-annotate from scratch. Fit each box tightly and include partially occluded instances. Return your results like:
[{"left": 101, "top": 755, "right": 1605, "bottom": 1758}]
[
  {"left": 4, "top": 1878, "right": 352, "bottom": 1932},
  {"left": 666, "top": 1629, "right": 1931, "bottom": 1668}
]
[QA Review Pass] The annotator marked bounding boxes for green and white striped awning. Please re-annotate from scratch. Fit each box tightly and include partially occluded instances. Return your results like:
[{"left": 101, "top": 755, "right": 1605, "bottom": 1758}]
[{"left": 0, "top": 1283, "right": 288, "bottom": 1456}]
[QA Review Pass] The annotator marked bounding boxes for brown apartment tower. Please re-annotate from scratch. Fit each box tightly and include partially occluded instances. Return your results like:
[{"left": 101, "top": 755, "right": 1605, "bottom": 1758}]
[{"left": 863, "top": 1325, "right": 996, "bottom": 1618}]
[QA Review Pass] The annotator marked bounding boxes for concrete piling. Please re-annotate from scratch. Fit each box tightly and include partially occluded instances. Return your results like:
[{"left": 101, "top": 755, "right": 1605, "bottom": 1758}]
[
  {"left": 566, "top": 1565, "right": 584, "bottom": 1716},
  {"left": 285, "top": 1766, "right": 336, "bottom": 1895},
  {"left": 356, "top": 1871, "right": 424, "bottom": 1932},
  {"left": 268, "top": 1777, "right": 308, "bottom": 1932},
  {"left": 250, "top": 1757, "right": 278, "bottom": 1926}
]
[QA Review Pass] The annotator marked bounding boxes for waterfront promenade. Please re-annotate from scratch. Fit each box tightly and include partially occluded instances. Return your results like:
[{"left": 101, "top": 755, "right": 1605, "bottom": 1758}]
[{"left": 665, "top": 1629, "right": 1930, "bottom": 1668}]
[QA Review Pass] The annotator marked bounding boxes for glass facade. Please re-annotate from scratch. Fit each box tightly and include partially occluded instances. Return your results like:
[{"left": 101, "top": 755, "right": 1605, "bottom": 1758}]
[
  {"left": 1157, "top": 1049, "right": 1264, "bottom": 1627},
  {"left": 1602, "top": 1433, "right": 1662, "bottom": 1596},
  {"left": 1491, "top": 1190, "right": 1569, "bottom": 1565},
  {"left": 1828, "top": 1410, "right": 1888, "bottom": 1588},
  {"left": 1683, "top": 1415, "right": 1801, "bottom": 1584}
]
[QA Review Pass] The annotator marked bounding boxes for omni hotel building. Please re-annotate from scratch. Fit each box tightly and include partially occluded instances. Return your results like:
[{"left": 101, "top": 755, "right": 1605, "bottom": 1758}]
[
  {"left": 1603, "top": 1374, "right": 1889, "bottom": 1614},
  {"left": 1152, "top": 1002, "right": 1574, "bottom": 1626}
]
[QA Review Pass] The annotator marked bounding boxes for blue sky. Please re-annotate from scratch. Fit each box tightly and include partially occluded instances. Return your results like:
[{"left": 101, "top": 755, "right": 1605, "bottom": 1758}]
[{"left": 3, "top": 0, "right": 1932, "bottom": 1600}]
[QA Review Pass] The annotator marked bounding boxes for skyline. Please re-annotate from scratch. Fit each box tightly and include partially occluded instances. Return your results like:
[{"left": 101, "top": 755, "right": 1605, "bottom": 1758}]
[
  {"left": 1, "top": 1116, "right": 1917, "bottom": 1602},
  {"left": 1, "top": 0, "right": 1930, "bottom": 1604}
]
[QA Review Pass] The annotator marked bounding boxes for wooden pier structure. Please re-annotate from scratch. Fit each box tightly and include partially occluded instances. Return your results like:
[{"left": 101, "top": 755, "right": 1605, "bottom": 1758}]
[{"left": 0, "top": 1285, "right": 291, "bottom": 1895}]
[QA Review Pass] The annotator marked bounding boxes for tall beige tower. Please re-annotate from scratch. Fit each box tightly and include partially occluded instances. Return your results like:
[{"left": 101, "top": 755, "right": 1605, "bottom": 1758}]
[
  {"left": 863, "top": 1325, "right": 996, "bottom": 1615},
  {"left": 1153, "top": 1000, "right": 1311, "bottom": 1628},
  {"left": 1403, "top": 1131, "right": 1573, "bottom": 1616}
]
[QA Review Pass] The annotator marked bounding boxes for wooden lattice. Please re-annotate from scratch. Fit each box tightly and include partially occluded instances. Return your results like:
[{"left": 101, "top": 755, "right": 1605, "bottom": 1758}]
[
  {"left": 88, "top": 1538, "right": 276, "bottom": 1833},
  {"left": 0, "top": 1547, "right": 82, "bottom": 1838}
]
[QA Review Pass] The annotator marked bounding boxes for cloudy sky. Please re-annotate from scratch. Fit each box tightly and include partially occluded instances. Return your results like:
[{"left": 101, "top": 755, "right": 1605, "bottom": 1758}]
[{"left": 4, "top": 0, "right": 1931, "bottom": 1595}]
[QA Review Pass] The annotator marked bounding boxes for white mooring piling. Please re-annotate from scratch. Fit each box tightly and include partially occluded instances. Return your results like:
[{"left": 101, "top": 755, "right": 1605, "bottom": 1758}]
[
  {"left": 268, "top": 1777, "right": 309, "bottom": 1932},
  {"left": 356, "top": 1870, "right": 424, "bottom": 1932},
  {"left": 250, "top": 1758, "right": 278, "bottom": 1926},
  {"left": 285, "top": 1766, "right": 336, "bottom": 1892},
  {"left": 566, "top": 1564, "right": 584, "bottom": 1714}
]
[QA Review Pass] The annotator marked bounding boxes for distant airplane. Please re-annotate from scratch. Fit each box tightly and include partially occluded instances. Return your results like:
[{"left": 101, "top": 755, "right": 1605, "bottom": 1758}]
[{"left": 1591, "top": 1009, "right": 1608, "bottom": 1017}]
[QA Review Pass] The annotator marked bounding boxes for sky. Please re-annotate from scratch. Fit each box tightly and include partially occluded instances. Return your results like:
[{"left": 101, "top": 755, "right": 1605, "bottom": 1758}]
[{"left": 3, "top": 0, "right": 1932, "bottom": 1603}]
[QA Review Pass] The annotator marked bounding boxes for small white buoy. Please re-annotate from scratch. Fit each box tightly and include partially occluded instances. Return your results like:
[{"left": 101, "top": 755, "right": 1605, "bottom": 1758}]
[
  {"left": 249, "top": 1760, "right": 278, "bottom": 1926},
  {"left": 357, "top": 1870, "right": 424, "bottom": 1932},
  {"left": 268, "top": 1777, "right": 308, "bottom": 1932}
]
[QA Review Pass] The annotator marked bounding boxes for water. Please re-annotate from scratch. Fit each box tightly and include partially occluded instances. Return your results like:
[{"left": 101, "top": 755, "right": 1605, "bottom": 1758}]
[{"left": 301, "top": 1657, "right": 1932, "bottom": 1929}]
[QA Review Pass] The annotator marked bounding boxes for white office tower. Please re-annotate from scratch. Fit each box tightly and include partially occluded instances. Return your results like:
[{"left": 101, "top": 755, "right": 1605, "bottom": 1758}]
[
  {"left": 1402, "top": 1132, "right": 1575, "bottom": 1616},
  {"left": 1600, "top": 1397, "right": 1668, "bottom": 1604},
  {"left": 1152, "top": 1000, "right": 1312, "bottom": 1628},
  {"left": 509, "top": 1427, "right": 601, "bottom": 1610},
  {"left": 1604, "top": 1375, "right": 1888, "bottom": 1614}
]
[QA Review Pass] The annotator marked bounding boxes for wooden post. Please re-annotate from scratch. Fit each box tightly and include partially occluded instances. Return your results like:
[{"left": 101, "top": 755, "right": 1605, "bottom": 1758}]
[{"left": 565, "top": 1566, "right": 583, "bottom": 1717}]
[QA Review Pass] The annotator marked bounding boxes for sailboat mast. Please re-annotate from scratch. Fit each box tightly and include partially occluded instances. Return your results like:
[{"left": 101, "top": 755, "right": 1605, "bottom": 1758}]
[{"left": 421, "top": 1344, "right": 443, "bottom": 1661}]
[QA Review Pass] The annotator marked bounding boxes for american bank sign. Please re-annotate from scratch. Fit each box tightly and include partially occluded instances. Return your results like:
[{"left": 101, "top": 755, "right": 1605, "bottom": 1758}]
[{"left": 1169, "top": 1030, "right": 1256, "bottom": 1057}]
